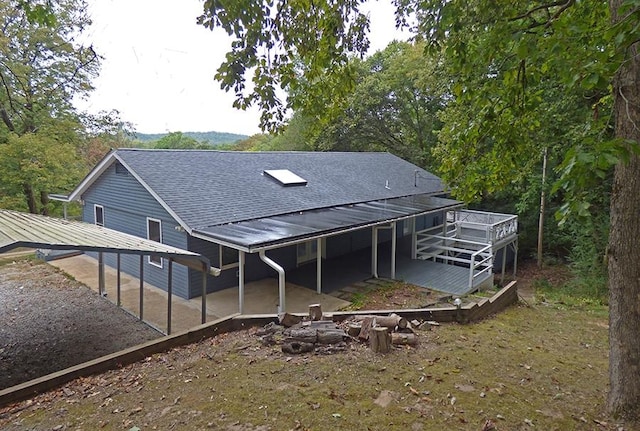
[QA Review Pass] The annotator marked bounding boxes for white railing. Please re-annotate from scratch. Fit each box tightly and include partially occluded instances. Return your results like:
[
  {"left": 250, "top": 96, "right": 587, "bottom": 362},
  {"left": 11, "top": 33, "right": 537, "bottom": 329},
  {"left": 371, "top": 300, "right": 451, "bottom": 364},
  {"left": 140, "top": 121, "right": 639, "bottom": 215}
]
[
  {"left": 447, "top": 210, "right": 518, "bottom": 244},
  {"left": 415, "top": 224, "right": 493, "bottom": 290}
]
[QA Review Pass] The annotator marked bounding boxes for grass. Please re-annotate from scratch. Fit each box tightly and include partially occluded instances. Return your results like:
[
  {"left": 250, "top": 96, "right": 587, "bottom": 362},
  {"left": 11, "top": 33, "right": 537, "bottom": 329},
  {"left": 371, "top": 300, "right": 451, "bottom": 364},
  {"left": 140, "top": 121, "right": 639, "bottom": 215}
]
[{"left": 0, "top": 298, "right": 617, "bottom": 429}]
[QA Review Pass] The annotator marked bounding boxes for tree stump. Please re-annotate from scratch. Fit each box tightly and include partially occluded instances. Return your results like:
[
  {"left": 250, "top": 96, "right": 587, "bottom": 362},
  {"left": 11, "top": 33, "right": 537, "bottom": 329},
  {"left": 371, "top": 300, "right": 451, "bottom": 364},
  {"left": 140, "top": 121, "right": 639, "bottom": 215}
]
[
  {"left": 370, "top": 327, "right": 391, "bottom": 353},
  {"left": 309, "top": 303, "right": 323, "bottom": 321},
  {"left": 347, "top": 323, "right": 362, "bottom": 337},
  {"left": 358, "top": 316, "right": 374, "bottom": 341},
  {"left": 278, "top": 312, "right": 303, "bottom": 327}
]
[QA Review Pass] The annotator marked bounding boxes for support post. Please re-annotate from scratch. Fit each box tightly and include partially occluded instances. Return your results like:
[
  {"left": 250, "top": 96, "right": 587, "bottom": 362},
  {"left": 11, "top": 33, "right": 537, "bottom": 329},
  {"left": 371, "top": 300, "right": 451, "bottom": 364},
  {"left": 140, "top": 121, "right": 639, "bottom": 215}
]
[
  {"left": 201, "top": 269, "right": 207, "bottom": 324},
  {"left": 259, "top": 250, "right": 286, "bottom": 313},
  {"left": 391, "top": 222, "right": 397, "bottom": 279},
  {"left": 238, "top": 251, "right": 245, "bottom": 314},
  {"left": 98, "top": 252, "right": 105, "bottom": 297},
  {"left": 513, "top": 238, "right": 518, "bottom": 277},
  {"left": 167, "top": 259, "right": 173, "bottom": 335},
  {"left": 371, "top": 227, "right": 379, "bottom": 278},
  {"left": 139, "top": 255, "right": 144, "bottom": 321},
  {"left": 501, "top": 244, "right": 507, "bottom": 285},
  {"left": 116, "top": 253, "right": 121, "bottom": 307},
  {"left": 410, "top": 217, "right": 417, "bottom": 260},
  {"left": 316, "top": 238, "right": 322, "bottom": 294}
]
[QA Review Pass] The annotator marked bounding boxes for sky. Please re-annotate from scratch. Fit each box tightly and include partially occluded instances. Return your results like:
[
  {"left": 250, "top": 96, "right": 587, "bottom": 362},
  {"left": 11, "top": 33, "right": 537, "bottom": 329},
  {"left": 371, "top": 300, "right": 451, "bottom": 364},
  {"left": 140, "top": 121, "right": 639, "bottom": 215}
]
[{"left": 74, "top": 0, "right": 409, "bottom": 136}]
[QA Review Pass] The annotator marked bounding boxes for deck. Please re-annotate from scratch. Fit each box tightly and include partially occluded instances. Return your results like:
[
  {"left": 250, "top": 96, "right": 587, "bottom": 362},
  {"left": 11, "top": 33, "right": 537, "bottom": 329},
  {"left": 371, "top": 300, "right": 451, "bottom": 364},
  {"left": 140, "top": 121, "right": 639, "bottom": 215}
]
[{"left": 288, "top": 247, "right": 493, "bottom": 297}]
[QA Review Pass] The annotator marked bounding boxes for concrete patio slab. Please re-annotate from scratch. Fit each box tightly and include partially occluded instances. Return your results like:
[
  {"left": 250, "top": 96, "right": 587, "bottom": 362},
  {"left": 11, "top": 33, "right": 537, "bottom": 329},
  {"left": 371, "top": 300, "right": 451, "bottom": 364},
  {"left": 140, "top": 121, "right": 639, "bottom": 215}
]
[{"left": 49, "top": 254, "right": 351, "bottom": 334}]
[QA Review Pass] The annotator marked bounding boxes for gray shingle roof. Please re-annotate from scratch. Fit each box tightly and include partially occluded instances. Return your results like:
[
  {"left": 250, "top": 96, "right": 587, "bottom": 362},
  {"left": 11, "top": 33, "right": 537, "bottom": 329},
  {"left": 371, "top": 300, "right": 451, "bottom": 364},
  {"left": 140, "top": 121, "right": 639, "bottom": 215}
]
[{"left": 113, "top": 149, "right": 446, "bottom": 230}]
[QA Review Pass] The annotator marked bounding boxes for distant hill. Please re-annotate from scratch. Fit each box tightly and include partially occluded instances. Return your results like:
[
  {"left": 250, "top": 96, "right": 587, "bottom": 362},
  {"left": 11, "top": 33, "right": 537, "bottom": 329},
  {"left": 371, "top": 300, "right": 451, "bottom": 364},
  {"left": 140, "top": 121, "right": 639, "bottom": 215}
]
[{"left": 135, "top": 131, "right": 249, "bottom": 146}]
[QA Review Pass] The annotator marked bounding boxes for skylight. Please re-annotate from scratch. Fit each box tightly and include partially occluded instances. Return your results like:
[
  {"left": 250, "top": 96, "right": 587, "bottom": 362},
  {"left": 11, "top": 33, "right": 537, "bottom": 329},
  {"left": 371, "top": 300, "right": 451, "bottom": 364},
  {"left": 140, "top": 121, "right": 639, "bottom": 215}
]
[{"left": 263, "top": 169, "right": 307, "bottom": 187}]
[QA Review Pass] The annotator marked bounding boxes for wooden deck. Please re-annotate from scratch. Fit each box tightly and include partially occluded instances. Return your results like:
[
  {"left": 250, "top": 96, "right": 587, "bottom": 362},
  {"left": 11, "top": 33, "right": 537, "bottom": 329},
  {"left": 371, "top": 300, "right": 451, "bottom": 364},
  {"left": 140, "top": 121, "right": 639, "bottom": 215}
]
[
  {"left": 288, "top": 249, "right": 493, "bottom": 297},
  {"left": 392, "top": 258, "right": 493, "bottom": 295}
]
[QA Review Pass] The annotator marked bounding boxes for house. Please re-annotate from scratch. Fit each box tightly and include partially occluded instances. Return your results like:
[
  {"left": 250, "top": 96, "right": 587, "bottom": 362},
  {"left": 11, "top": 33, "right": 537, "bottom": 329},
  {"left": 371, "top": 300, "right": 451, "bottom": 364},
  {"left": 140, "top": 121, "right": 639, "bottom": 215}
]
[{"left": 65, "top": 149, "right": 517, "bottom": 312}]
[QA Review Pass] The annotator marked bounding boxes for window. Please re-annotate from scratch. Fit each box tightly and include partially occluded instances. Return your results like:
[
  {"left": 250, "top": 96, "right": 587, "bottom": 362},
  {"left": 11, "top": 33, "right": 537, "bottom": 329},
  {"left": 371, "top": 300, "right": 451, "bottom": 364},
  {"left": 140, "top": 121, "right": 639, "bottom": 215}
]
[
  {"left": 94, "top": 205, "right": 104, "bottom": 226},
  {"left": 219, "top": 245, "right": 239, "bottom": 269},
  {"left": 147, "top": 218, "right": 162, "bottom": 267}
]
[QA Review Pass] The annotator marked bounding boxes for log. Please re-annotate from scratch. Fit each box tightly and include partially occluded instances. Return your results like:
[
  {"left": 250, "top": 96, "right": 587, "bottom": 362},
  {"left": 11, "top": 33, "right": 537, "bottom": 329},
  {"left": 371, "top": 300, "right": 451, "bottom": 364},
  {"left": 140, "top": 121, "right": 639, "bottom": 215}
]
[
  {"left": 347, "top": 323, "right": 362, "bottom": 337},
  {"left": 358, "top": 316, "right": 374, "bottom": 341},
  {"left": 282, "top": 341, "right": 315, "bottom": 354},
  {"left": 374, "top": 314, "right": 408, "bottom": 330},
  {"left": 278, "top": 312, "right": 302, "bottom": 328},
  {"left": 286, "top": 328, "right": 317, "bottom": 343},
  {"left": 370, "top": 327, "right": 391, "bottom": 353},
  {"left": 309, "top": 303, "right": 323, "bottom": 321},
  {"left": 317, "top": 328, "right": 346, "bottom": 345},
  {"left": 391, "top": 332, "right": 418, "bottom": 346}
]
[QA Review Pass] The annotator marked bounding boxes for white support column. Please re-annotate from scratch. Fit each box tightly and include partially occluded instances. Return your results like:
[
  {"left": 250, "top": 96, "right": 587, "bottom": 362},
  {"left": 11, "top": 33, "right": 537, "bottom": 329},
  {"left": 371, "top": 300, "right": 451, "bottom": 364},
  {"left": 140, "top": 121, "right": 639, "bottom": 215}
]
[
  {"left": 410, "top": 217, "right": 417, "bottom": 260},
  {"left": 391, "top": 222, "right": 397, "bottom": 279},
  {"left": 316, "top": 238, "right": 322, "bottom": 294},
  {"left": 371, "top": 227, "right": 379, "bottom": 278},
  {"left": 167, "top": 259, "right": 173, "bottom": 335},
  {"left": 238, "top": 251, "right": 245, "bottom": 314}
]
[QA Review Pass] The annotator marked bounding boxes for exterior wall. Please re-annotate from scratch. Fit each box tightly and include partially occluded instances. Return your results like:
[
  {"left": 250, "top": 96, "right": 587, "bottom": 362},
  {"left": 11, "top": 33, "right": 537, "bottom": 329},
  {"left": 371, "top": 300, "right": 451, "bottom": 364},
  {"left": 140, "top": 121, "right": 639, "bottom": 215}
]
[
  {"left": 82, "top": 163, "right": 191, "bottom": 298},
  {"left": 188, "top": 236, "right": 298, "bottom": 294}
]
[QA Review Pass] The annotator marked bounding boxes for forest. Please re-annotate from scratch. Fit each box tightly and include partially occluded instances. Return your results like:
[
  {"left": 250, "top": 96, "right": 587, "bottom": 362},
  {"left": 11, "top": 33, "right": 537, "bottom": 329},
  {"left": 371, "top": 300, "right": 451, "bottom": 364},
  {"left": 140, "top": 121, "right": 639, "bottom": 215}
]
[{"left": 1, "top": 0, "right": 639, "bottom": 420}]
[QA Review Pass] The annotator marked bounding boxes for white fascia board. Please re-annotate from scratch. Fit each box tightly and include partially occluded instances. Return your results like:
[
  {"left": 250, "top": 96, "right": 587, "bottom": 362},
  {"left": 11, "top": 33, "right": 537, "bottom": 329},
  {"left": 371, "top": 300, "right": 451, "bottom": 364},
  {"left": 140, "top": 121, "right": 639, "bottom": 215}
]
[{"left": 67, "top": 150, "right": 117, "bottom": 202}]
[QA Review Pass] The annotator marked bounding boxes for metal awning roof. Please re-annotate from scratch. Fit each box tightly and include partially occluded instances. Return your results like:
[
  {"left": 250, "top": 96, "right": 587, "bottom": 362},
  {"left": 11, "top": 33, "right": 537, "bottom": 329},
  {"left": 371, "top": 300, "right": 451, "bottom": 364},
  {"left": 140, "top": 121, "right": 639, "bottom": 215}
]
[
  {"left": 0, "top": 210, "right": 217, "bottom": 275},
  {"left": 194, "top": 195, "right": 464, "bottom": 252}
]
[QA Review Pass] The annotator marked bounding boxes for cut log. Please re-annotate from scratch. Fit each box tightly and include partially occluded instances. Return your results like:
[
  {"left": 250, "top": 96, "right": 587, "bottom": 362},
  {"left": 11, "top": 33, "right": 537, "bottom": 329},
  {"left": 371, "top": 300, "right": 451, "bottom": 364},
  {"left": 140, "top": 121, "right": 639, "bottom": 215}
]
[
  {"left": 374, "top": 314, "right": 408, "bottom": 330},
  {"left": 347, "top": 323, "right": 362, "bottom": 337},
  {"left": 282, "top": 341, "right": 315, "bottom": 354},
  {"left": 286, "top": 328, "right": 317, "bottom": 343},
  {"left": 391, "top": 332, "right": 418, "bottom": 346},
  {"left": 308, "top": 320, "right": 336, "bottom": 328},
  {"left": 370, "top": 327, "right": 391, "bottom": 353},
  {"left": 358, "top": 316, "right": 374, "bottom": 341},
  {"left": 317, "top": 328, "right": 346, "bottom": 344},
  {"left": 278, "top": 312, "right": 302, "bottom": 328},
  {"left": 309, "top": 303, "right": 323, "bottom": 321}
]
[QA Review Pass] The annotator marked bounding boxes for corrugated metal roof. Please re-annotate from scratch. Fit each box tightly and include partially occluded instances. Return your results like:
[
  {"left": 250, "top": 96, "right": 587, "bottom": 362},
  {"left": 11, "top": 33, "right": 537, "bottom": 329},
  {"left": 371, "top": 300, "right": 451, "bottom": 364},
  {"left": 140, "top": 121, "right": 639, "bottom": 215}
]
[
  {"left": 0, "top": 210, "right": 214, "bottom": 273},
  {"left": 194, "top": 195, "right": 464, "bottom": 251}
]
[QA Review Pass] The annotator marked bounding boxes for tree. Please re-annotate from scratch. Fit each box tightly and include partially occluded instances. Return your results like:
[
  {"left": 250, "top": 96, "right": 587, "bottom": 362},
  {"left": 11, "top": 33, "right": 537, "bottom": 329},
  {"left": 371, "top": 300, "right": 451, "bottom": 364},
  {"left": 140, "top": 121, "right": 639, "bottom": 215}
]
[
  {"left": 200, "top": 0, "right": 640, "bottom": 420},
  {"left": 315, "top": 41, "right": 445, "bottom": 169},
  {"left": 0, "top": 0, "right": 99, "bottom": 213},
  {"left": 152, "top": 131, "right": 211, "bottom": 149}
]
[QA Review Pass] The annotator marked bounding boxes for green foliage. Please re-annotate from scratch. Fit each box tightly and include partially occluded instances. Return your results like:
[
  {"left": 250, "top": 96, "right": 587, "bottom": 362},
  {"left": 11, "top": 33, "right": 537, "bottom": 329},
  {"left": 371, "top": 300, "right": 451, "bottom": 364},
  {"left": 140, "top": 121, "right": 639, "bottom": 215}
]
[
  {"left": 198, "top": 0, "right": 370, "bottom": 132},
  {"left": 0, "top": 0, "right": 99, "bottom": 214},
  {"left": 135, "top": 131, "right": 248, "bottom": 147},
  {"left": 150, "top": 132, "right": 211, "bottom": 149},
  {"left": 314, "top": 41, "right": 446, "bottom": 169}
]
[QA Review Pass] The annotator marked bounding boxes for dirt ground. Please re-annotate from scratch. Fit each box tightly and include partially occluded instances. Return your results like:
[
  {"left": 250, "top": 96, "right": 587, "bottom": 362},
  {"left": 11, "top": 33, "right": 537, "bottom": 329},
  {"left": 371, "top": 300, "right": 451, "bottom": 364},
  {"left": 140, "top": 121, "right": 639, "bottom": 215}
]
[
  {"left": 0, "top": 257, "right": 555, "bottom": 392},
  {"left": 0, "top": 260, "right": 162, "bottom": 390}
]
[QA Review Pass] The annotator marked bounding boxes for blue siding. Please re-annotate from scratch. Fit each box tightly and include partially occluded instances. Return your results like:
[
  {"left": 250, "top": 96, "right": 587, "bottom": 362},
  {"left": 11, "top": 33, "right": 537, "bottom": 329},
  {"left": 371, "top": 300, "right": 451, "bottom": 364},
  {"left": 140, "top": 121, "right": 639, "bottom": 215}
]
[
  {"left": 82, "top": 164, "right": 191, "bottom": 298},
  {"left": 188, "top": 237, "right": 297, "bottom": 294}
]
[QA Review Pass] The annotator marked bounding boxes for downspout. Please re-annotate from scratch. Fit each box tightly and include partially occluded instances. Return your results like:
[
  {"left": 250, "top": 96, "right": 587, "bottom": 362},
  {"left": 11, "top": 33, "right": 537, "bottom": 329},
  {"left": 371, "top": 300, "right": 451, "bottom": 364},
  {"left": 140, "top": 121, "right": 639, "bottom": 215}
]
[{"left": 259, "top": 250, "right": 286, "bottom": 313}]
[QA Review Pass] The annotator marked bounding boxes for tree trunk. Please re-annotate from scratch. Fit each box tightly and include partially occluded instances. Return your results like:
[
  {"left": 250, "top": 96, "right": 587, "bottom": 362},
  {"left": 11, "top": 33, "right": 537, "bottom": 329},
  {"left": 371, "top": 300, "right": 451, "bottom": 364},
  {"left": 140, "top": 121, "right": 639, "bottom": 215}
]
[
  {"left": 370, "top": 327, "right": 390, "bottom": 353},
  {"left": 23, "top": 183, "right": 37, "bottom": 214},
  {"left": 607, "top": 0, "right": 640, "bottom": 420}
]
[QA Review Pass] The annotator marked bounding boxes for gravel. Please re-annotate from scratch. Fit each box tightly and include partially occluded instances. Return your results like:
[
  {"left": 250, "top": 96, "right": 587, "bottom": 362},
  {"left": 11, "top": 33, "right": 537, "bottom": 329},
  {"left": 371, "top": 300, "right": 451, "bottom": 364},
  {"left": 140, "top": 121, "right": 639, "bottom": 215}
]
[{"left": 0, "top": 259, "right": 162, "bottom": 390}]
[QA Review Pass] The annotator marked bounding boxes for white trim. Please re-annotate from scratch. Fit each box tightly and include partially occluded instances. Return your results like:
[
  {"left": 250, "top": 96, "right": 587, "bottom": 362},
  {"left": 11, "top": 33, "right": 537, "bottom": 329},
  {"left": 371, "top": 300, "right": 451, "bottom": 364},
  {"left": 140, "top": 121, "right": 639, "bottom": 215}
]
[
  {"left": 146, "top": 217, "right": 163, "bottom": 268},
  {"left": 67, "top": 151, "right": 192, "bottom": 235},
  {"left": 94, "top": 204, "right": 104, "bottom": 226}
]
